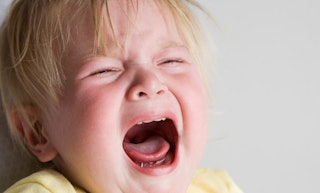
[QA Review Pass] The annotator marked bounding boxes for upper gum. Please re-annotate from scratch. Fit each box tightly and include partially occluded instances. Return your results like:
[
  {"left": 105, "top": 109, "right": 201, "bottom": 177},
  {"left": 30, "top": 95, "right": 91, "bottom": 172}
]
[{"left": 137, "top": 118, "right": 166, "bottom": 124}]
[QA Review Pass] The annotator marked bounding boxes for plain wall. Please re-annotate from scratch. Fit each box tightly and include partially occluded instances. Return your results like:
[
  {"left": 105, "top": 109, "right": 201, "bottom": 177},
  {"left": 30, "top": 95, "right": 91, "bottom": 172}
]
[
  {"left": 1, "top": 0, "right": 319, "bottom": 193},
  {"left": 198, "top": 1, "right": 320, "bottom": 193}
]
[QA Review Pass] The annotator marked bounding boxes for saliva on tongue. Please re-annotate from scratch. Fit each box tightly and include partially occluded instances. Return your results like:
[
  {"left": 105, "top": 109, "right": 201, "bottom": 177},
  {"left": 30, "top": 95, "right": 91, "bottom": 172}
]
[{"left": 123, "top": 135, "right": 171, "bottom": 168}]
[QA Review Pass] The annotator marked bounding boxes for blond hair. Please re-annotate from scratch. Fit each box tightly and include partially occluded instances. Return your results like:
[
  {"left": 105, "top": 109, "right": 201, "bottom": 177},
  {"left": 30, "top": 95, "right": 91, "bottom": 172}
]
[{"left": 0, "top": 0, "right": 209, "bottom": 151}]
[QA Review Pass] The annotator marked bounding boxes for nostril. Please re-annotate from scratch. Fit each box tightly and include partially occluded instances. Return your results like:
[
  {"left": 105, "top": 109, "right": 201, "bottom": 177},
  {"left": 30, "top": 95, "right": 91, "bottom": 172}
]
[
  {"left": 137, "top": 89, "right": 163, "bottom": 98},
  {"left": 128, "top": 86, "right": 166, "bottom": 101},
  {"left": 138, "top": 92, "right": 147, "bottom": 97},
  {"left": 127, "top": 70, "right": 168, "bottom": 100},
  {"left": 156, "top": 90, "right": 165, "bottom": 95}
]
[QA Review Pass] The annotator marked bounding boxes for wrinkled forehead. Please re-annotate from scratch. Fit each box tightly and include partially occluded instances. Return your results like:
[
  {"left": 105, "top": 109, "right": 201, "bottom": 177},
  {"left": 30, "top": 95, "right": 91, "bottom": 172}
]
[
  {"left": 64, "top": 0, "right": 180, "bottom": 63},
  {"left": 106, "top": 0, "right": 174, "bottom": 35}
]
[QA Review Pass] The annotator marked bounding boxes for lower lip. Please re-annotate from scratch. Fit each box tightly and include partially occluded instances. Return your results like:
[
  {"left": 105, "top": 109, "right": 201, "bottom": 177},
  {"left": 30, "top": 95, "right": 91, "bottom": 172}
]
[{"left": 126, "top": 144, "right": 180, "bottom": 176}]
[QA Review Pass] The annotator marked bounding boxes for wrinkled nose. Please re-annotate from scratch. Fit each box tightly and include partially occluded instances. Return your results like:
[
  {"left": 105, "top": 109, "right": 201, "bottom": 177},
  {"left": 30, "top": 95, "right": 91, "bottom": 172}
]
[{"left": 127, "top": 69, "right": 168, "bottom": 100}]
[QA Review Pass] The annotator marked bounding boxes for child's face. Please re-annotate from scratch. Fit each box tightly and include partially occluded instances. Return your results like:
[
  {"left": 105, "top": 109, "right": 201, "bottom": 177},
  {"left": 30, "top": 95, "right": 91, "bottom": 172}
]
[{"left": 43, "top": 1, "right": 208, "bottom": 192}]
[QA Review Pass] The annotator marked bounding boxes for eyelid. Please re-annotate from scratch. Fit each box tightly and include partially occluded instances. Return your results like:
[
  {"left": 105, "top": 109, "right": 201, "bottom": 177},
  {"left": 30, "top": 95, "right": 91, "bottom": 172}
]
[
  {"left": 89, "top": 67, "right": 122, "bottom": 76},
  {"left": 164, "top": 58, "right": 184, "bottom": 63},
  {"left": 78, "top": 57, "right": 123, "bottom": 79},
  {"left": 156, "top": 46, "right": 192, "bottom": 64},
  {"left": 160, "top": 58, "right": 185, "bottom": 66}
]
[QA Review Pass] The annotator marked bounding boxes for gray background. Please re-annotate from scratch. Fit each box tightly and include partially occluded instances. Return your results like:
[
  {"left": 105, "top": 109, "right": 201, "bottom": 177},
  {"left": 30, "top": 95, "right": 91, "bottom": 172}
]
[{"left": 1, "top": 0, "right": 319, "bottom": 192}]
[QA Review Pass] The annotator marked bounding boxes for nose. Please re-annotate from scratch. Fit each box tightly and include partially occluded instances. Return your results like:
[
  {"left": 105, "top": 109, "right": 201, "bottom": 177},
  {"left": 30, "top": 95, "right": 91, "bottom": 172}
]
[{"left": 127, "top": 69, "right": 168, "bottom": 100}]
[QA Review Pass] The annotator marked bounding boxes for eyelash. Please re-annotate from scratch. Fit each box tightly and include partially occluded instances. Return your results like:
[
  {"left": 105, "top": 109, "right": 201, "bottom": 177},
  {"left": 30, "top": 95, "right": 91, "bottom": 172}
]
[
  {"left": 88, "top": 57, "right": 186, "bottom": 77},
  {"left": 162, "top": 59, "right": 184, "bottom": 65},
  {"left": 90, "top": 67, "right": 121, "bottom": 76}
]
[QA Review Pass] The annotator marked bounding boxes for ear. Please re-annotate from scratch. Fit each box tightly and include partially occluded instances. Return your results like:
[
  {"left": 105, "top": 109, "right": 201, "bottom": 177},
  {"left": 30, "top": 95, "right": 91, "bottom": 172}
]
[{"left": 10, "top": 106, "right": 57, "bottom": 163}]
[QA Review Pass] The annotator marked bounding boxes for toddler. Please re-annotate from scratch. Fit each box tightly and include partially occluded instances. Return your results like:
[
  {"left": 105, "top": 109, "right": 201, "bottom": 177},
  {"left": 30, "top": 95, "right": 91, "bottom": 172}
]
[{"left": 0, "top": 0, "right": 243, "bottom": 192}]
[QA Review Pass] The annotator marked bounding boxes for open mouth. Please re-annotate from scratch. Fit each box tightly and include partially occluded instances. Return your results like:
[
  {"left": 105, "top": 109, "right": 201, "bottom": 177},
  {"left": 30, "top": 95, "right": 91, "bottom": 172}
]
[{"left": 123, "top": 118, "right": 178, "bottom": 170}]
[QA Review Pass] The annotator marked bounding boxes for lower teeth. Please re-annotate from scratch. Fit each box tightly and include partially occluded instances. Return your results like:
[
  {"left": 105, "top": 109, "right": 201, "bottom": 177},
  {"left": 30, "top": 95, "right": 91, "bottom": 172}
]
[{"left": 137, "top": 157, "right": 167, "bottom": 168}]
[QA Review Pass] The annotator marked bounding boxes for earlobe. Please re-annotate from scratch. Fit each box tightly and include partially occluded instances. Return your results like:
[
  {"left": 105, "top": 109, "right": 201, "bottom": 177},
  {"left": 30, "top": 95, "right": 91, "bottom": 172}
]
[{"left": 10, "top": 106, "right": 57, "bottom": 163}]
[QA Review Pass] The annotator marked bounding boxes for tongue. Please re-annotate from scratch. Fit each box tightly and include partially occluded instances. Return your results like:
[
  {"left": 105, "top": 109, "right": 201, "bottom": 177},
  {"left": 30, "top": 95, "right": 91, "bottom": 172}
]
[{"left": 123, "top": 135, "right": 170, "bottom": 163}]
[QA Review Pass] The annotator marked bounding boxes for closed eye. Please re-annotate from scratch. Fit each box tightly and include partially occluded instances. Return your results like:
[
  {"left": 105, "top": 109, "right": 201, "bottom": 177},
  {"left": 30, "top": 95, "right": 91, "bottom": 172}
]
[
  {"left": 161, "top": 59, "right": 184, "bottom": 66},
  {"left": 90, "top": 67, "right": 122, "bottom": 76},
  {"left": 157, "top": 58, "right": 189, "bottom": 74}
]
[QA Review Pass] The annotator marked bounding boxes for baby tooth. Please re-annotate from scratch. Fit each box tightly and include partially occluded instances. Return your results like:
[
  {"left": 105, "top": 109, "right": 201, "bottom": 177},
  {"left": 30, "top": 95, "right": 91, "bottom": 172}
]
[
  {"left": 136, "top": 118, "right": 166, "bottom": 125},
  {"left": 155, "top": 157, "right": 166, "bottom": 165},
  {"left": 155, "top": 118, "right": 166, "bottom": 122},
  {"left": 143, "top": 120, "right": 153, "bottom": 124}
]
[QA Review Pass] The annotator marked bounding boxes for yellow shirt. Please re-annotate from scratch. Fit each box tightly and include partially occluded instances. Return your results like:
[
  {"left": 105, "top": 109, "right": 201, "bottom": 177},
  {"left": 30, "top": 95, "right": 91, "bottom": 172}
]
[
  {"left": 188, "top": 168, "right": 243, "bottom": 193},
  {"left": 5, "top": 169, "right": 243, "bottom": 193}
]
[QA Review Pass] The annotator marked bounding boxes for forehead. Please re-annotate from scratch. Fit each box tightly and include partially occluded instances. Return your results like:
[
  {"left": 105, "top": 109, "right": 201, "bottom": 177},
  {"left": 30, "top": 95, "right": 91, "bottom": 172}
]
[
  {"left": 106, "top": 0, "right": 173, "bottom": 34},
  {"left": 65, "top": 0, "right": 182, "bottom": 61}
]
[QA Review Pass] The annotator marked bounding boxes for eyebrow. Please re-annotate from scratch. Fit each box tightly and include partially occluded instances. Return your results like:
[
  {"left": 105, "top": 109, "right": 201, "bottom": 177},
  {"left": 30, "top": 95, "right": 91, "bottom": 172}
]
[
  {"left": 160, "top": 41, "right": 187, "bottom": 50},
  {"left": 77, "top": 39, "right": 189, "bottom": 67}
]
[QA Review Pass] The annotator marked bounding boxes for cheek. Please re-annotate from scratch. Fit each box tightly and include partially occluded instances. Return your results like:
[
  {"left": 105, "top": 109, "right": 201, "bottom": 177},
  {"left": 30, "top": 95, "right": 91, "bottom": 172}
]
[
  {"left": 172, "top": 73, "right": 208, "bottom": 171},
  {"left": 184, "top": 87, "right": 208, "bottom": 143},
  {"left": 46, "top": 96, "right": 125, "bottom": 181},
  {"left": 173, "top": 71, "right": 208, "bottom": 114},
  {"left": 47, "top": 90, "right": 122, "bottom": 157},
  {"left": 170, "top": 72, "right": 208, "bottom": 141}
]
